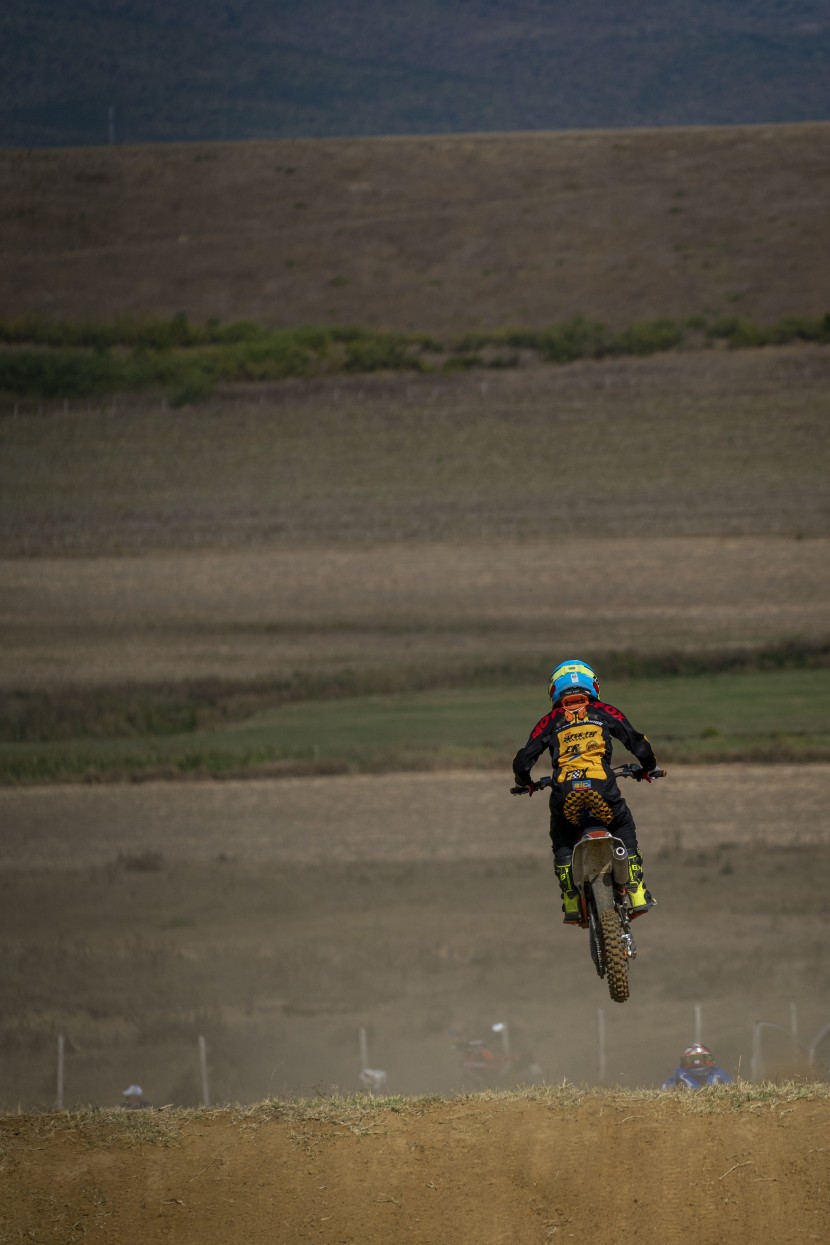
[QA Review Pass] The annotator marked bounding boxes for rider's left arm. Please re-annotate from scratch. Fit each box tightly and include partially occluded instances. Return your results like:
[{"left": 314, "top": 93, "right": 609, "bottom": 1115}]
[{"left": 607, "top": 711, "right": 657, "bottom": 774}]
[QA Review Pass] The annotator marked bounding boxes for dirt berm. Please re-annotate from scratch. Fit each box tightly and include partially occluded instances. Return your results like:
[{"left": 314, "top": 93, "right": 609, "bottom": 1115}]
[{"left": 3, "top": 1088, "right": 828, "bottom": 1244}]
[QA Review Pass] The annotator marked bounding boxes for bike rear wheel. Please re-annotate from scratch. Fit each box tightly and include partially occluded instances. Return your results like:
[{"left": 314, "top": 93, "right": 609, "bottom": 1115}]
[
  {"left": 588, "top": 902, "right": 605, "bottom": 978},
  {"left": 599, "top": 909, "right": 630, "bottom": 1003}
]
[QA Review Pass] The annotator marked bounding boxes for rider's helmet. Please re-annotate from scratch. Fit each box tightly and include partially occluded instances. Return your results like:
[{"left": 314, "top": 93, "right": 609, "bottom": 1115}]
[
  {"left": 548, "top": 659, "right": 600, "bottom": 705},
  {"left": 680, "top": 1043, "right": 715, "bottom": 1070}
]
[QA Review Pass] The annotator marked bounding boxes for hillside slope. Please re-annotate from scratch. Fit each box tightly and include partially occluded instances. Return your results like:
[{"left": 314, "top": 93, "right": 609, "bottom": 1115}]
[
  {"left": 1, "top": 124, "right": 829, "bottom": 329},
  {"left": 2, "top": 1090, "right": 828, "bottom": 1244}
]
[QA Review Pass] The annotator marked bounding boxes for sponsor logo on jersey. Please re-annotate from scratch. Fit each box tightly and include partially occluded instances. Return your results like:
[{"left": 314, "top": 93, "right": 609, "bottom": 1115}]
[{"left": 556, "top": 722, "right": 606, "bottom": 781}]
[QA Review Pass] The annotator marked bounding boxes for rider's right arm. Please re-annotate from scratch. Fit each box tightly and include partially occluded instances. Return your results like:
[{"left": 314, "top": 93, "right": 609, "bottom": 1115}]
[
  {"left": 512, "top": 715, "right": 555, "bottom": 786},
  {"left": 512, "top": 748, "right": 535, "bottom": 787}
]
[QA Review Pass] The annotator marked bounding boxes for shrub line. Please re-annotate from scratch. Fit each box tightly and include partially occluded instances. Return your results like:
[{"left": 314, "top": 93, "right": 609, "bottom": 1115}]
[{"left": 0, "top": 311, "right": 827, "bottom": 401}]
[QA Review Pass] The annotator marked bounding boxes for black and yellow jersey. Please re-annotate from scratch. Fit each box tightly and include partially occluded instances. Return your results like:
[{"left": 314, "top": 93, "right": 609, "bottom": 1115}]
[{"left": 512, "top": 698, "right": 656, "bottom": 788}]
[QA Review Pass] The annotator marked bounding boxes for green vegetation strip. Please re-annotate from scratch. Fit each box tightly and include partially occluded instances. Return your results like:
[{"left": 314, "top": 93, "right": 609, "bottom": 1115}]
[
  {"left": 3, "top": 641, "right": 826, "bottom": 742},
  {"left": 0, "top": 311, "right": 827, "bottom": 401},
  {"left": 0, "top": 666, "right": 827, "bottom": 784}
]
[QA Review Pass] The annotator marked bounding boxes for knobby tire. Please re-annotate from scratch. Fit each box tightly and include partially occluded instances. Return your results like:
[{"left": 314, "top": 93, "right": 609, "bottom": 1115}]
[
  {"left": 598, "top": 908, "right": 630, "bottom": 1003},
  {"left": 588, "top": 904, "right": 605, "bottom": 978}
]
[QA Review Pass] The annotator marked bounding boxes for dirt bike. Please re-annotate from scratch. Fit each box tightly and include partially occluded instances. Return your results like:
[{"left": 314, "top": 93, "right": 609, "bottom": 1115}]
[
  {"left": 452, "top": 1024, "right": 543, "bottom": 1088},
  {"left": 512, "top": 763, "right": 666, "bottom": 1004}
]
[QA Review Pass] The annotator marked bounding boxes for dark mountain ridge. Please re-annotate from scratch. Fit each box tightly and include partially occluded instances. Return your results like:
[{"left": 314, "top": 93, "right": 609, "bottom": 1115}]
[{"left": 2, "top": 0, "right": 829, "bottom": 148}]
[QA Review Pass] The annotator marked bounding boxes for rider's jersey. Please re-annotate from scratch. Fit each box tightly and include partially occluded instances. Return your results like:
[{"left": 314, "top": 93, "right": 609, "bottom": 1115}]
[
  {"left": 512, "top": 698, "right": 656, "bottom": 788},
  {"left": 661, "top": 1066, "right": 733, "bottom": 1090}
]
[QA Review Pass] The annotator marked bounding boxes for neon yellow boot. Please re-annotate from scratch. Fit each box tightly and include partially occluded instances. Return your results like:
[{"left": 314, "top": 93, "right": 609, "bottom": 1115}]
[
  {"left": 627, "top": 852, "right": 656, "bottom": 917},
  {"left": 554, "top": 863, "right": 581, "bottom": 925}
]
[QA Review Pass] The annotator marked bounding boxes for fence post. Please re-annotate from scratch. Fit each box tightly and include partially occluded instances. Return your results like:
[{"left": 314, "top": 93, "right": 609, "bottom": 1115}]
[
  {"left": 752, "top": 1020, "right": 797, "bottom": 1082},
  {"left": 56, "top": 1034, "right": 65, "bottom": 1110},
  {"left": 808, "top": 1023, "right": 830, "bottom": 1073},
  {"left": 693, "top": 1003, "right": 703, "bottom": 1045},
  {"left": 597, "top": 1008, "right": 607, "bottom": 1085},
  {"left": 491, "top": 1021, "right": 511, "bottom": 1060},
  {"left": 751, "top": 1022, "right": 763, "bottom": 1081},
  {"left": 357, "top": 1027, "right": 388, "bottom": 1094},
  {"left": 198, "top": 1035, "right": 210, "bottom": 1107}
]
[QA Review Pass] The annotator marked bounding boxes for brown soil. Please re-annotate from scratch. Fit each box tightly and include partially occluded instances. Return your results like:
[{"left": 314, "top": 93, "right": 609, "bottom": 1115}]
[
  {"left": 2, "top": 534, "right": 827, "bottom": 688},
  {"left": 1, "top": 765, "right": 828, "bottom": 870},
  {"left": 2, "top": 1093, "right": 829, "bottom": 1245},
  {"left": 1, "top": 124, "right": 829, "bottom": 330}
]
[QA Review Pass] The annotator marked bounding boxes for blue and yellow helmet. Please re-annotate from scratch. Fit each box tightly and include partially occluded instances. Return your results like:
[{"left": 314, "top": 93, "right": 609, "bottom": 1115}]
[{"left": 548, "top": 658, "right": 600, "bottom": 704}]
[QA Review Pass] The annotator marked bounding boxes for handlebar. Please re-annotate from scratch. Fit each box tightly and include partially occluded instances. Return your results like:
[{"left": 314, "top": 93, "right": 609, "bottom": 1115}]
[
  {"left": 615, "top": 764, "right": 667, "bottom": 781},
  {"left": 510, "top": 764, "right": 666, "bottom": 796}
]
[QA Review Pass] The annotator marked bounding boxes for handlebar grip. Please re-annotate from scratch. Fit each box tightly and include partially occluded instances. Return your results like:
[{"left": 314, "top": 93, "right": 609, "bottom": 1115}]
[
  {"left": 614, "top": 764, "right": 667, "bottom": 780},
  {"left": 510, "top": 777, "right": 553, "bottom": 795}
]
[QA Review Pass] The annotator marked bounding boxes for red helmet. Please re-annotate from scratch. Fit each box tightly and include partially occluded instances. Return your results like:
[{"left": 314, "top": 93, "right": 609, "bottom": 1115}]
[{"left": 680, "top": 1043, "right": 715, "bottom": 1069}]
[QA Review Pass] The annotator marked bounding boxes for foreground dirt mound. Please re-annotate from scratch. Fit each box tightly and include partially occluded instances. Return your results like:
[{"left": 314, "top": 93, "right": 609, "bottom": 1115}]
[{"left": 3, "top": 1088, "right": 828, "bottom": 1244}]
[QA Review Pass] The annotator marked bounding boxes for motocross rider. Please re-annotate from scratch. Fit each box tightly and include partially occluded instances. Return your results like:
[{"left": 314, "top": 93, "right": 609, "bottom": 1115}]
[{"left": 512, "top": 658, "right": 658, "bottom": 924}]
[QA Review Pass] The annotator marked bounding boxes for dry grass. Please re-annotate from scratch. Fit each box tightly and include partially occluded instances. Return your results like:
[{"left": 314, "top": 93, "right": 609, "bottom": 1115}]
[
  {"left": 1, "top": 125, "right": 829, "bottom": 331},
  {"left": 9, "top": 1079, "right": 827, "bottom": 1133},
  {"left": 243, "top": 1078, "right": 830, "bottom": 1123}
]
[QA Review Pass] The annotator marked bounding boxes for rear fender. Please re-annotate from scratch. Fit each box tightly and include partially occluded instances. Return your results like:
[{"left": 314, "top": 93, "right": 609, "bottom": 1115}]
[{"left": 572, "top": 831, "right": 629, "bottom": 891}]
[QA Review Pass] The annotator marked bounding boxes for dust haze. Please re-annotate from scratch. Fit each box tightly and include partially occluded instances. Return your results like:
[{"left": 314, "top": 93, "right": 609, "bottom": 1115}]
[{"left": 2, "top": 768, "right": 828, "bottom": 1110}]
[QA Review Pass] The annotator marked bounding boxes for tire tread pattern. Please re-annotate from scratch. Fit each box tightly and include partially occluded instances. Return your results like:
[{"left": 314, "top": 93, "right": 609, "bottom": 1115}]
[{"left": 599, "top": 908, "right": 630, "bottom": 1003}]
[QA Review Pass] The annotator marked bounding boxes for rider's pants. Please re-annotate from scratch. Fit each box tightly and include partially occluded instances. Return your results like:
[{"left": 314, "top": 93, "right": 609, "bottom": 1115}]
[{"left": 548, "top": 780, "right": 639, "bottom": 865}]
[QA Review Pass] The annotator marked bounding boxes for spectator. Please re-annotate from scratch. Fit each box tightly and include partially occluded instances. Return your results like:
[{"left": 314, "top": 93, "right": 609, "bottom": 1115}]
[
  {"left": 661, "top": 1044, "right": 733, "bottom": 1090},
  {"left": 121, "top": 1083, "right": 152, "bottom": 1109}
]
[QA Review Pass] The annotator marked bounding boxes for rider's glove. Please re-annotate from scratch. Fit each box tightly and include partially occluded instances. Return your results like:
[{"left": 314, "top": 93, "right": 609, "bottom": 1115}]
[{"left": 635, "top": 768, "right": 655, "bottom": 783}]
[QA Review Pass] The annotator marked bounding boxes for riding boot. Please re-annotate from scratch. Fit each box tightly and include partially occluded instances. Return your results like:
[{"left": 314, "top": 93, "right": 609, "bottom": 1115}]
[
  {"left": 554, "top": 862, "right": 581, "bottom": 925},
  {"left": 627, "top": 851, "right": 656, "bottom": 917}
]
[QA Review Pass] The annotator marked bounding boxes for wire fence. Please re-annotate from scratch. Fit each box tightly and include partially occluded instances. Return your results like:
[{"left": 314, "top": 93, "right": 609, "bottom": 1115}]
[{"left": 46, "top": 1001, "right": 830, "bottom": 1112}]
